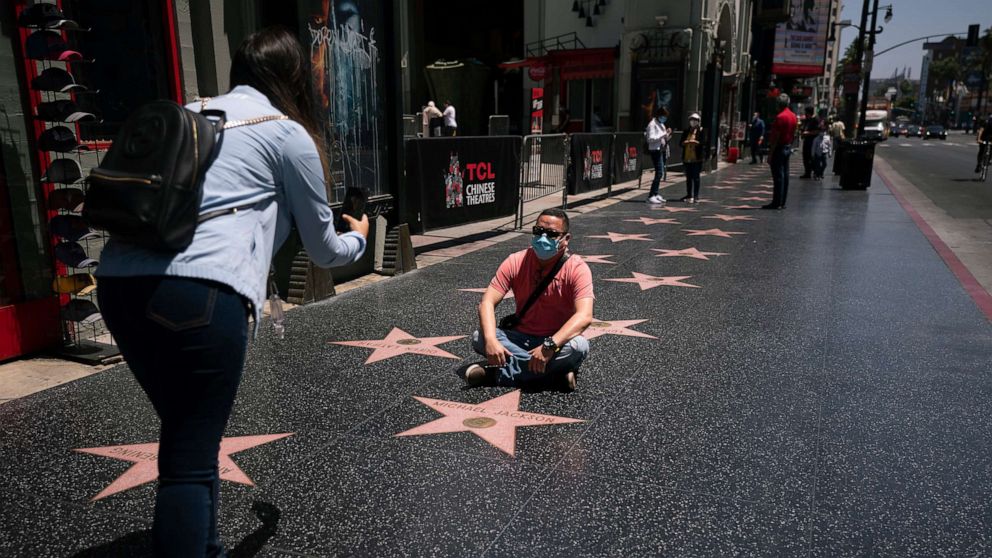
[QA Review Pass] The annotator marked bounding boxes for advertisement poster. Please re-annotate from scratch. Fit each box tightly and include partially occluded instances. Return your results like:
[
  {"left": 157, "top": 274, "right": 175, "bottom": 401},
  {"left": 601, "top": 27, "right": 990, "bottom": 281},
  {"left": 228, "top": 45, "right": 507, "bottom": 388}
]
[
  {"left": 771, "top": 0, "right": 831, "bottom": 76},
  {"left": 531, "top": 88, "right": 544, "bottom": 134}
]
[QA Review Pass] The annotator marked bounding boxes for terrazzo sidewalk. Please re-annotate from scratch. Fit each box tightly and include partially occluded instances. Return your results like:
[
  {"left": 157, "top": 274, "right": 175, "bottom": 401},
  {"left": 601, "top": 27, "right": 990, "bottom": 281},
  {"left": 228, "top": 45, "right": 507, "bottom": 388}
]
[{"left": 2, "top": 157, "right": 992, "bottom": 557}]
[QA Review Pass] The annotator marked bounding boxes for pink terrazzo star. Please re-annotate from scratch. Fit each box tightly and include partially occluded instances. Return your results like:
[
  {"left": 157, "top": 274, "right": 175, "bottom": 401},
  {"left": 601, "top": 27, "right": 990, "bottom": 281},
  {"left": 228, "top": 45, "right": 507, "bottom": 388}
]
[
  {"left": 624, "top": 217, "right": 681, "bottom": 225},
  {"left": 395, "top": 391, "right": 583, "bottom": 456},
  {"left": 330, "top": 327, "right": 465, "bottom": 364},
  {"left": 605, "top": 272, "right": 701, "bottom": 290},
  {"left": 746, "top": 189, "right": 774, "bottom": 194},
  {"left": 580, "top": 255, "right": 617, "bottom": 264},
  {"left": 588, "top": 232, "right": 653, "bottom": 243},
  {"left": 652, "top": 206, "right": 698, "bottom": 213},
  {"left": 75, "top": 433, "right": 293, "bottom": 501},
  {"left": 584, "top": 318, "right": 658, "bottom": 340},
  {"left": 710, "top": 185, "right": 738, "bottom": 190},
  {"left": 458, "top": 288, "right": 515, "bottom": 298},
  {"left": 651, "top": 247, "right": 728, "bottom": 260},
  {"left": 684, "top": 228, "right": 747, "bottom": 238},
  {"left": 703, "top": 214, "right": 758, "bottom": 222},
  {"left": 736, "top": 196, "right": 770, "bottom": 202},
  {"left": 723, "top": 205, "right": 761, "bottom": 210}
]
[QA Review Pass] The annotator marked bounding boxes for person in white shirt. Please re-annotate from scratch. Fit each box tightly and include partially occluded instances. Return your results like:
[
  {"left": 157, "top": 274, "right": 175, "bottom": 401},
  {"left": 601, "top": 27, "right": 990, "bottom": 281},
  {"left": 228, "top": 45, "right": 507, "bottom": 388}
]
[
  {"left": 644, "top": 106, "right": 670, "bottom": 204},
  {"left": 442, "top": 100, "right": 457, "bottom": 136},
  {"left": 422, "top": 101, "right": 442, "bottom": 137}
]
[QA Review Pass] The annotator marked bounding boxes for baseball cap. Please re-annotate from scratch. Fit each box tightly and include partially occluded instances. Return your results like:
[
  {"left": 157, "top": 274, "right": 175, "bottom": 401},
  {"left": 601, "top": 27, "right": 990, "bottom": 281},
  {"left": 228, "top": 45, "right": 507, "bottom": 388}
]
[
  {"left": 25, "top": 30, "right": 83, "bottom": 61},
  {"left": 54, "top": 241, "right": 98, "bottom": 268},
  {"left": 18, "top": 4, "right": 81, "bottom": 30},
  {"left": 41, "top": 159, "right": 83, "bottom": 183},
  {"left": 48, "top": 188, "right": 85, "bottom": 212},
  {"left": 62, "top": 299, "right": 101, "bottom": 324},
  {"left": 31, "top": 68, "right": 88, "bottom": 92},
  {"left": 37, "top": 100, "right": 95, "bottom": 123},
  {"left": 50, "top": 214, "right": 99, "bottom": 241},
  {"left": 38, "top": 126, "right": 89, "bottom": 152},
  {"left": 689, "top": 112, "right": 701, "bottom": 120},
  {"left": 52, "top": 273, "right": 96, "bottom": 295}
]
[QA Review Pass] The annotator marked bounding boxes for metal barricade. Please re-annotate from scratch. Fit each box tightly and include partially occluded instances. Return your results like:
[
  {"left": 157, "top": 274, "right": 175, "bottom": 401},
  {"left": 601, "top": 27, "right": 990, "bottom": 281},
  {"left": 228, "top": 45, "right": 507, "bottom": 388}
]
[{"left": 516, "top": 134, "right": 569, "bottom": 229}]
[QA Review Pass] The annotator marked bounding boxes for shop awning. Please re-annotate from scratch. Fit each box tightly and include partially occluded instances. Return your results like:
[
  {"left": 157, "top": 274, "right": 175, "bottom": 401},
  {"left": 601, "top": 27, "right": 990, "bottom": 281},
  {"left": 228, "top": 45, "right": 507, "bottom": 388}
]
[{"left": 498, "top": 47, "right": 616, "bottom": 81}]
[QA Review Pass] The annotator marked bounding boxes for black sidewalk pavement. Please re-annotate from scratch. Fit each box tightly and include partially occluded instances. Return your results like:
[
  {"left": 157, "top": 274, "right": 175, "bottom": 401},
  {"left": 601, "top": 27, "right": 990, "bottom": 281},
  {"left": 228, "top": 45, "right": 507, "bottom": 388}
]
[{"left": 2, "top": 157, "right": 992, "bottom": 557}]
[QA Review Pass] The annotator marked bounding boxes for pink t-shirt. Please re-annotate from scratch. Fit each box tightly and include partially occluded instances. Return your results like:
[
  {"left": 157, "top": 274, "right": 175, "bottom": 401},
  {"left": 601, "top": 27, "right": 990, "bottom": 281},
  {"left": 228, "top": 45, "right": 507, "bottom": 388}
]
[{"left": 489, "top": 249, "right": 595, "bottom": 337}]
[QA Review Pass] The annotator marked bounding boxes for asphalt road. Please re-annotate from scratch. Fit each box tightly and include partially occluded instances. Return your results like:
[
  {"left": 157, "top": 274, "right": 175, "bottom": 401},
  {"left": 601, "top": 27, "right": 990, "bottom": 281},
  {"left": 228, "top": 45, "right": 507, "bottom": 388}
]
[{"left": 874, "top": 130, "right": 992, "bottom": 219}]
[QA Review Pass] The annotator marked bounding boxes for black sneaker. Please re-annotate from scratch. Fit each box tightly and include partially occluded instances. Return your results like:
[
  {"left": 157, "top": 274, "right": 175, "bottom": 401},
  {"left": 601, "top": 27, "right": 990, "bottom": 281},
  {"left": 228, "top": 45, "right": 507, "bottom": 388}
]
[
  {"left": 464, "top": 364, "right": 487, "bottom": 386},
  {"left": 564, "top": 370, "right": 577, "bottom": 392}
]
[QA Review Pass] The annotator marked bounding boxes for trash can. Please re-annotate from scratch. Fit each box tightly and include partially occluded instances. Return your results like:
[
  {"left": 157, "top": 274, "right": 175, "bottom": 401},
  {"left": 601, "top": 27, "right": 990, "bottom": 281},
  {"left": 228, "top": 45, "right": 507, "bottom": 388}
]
[
  {"left": 833, "top": 140, "right": 848, "bottom": 175},
  {"left": 727, "top": 146, "right": 739, "bottom": 163},
  {"left": 839, "top": 140, "right": 875, "bottom": 189}
]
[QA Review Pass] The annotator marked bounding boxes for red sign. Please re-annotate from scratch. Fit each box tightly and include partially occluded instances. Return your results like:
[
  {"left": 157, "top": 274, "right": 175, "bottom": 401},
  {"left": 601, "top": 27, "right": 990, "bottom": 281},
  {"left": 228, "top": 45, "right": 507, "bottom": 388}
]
[
  {"left": 528, "top": 65, "right": 547, "bottom": 82},
  {"left": 530, "top": 88, "right": 544, "bottom": 134}
]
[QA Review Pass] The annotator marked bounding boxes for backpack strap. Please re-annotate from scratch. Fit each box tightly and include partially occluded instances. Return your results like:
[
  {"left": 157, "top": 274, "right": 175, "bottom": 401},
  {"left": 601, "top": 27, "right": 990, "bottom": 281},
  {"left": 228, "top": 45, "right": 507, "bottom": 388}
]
[{"left": 513, "top": 252, "right": 571, "bottom": 323}]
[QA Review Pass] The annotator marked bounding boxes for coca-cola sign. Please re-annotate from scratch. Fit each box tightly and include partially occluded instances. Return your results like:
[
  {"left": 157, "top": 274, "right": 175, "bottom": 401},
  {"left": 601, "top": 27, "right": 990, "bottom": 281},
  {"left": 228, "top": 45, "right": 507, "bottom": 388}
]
[{"left": 528, "top": 65, "right": 547, "bottom": 82}]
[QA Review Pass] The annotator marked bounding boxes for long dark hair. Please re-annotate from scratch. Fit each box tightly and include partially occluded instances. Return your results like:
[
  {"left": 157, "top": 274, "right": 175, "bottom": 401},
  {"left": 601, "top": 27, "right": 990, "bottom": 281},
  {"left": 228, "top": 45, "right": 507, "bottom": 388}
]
[{"left": 230, "top": 26, "right": 331, "bottom": 187}]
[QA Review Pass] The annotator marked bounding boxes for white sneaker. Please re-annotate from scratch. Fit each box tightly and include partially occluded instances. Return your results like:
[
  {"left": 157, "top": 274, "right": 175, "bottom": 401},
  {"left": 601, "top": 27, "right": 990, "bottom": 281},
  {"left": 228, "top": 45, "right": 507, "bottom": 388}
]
[{"left": 647, "top": 195, "right": 665, "bottom": 204}]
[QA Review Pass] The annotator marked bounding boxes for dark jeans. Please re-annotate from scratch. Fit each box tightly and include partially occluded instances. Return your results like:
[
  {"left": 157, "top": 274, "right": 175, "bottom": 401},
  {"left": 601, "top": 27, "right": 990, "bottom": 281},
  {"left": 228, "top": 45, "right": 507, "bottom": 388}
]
[
  {"left": 99, "top": 276, "right": 249, "bottom": 558},
  {"left": 813, "top": 154, "right": 827, "bottom": 178},
  {"left": 769, "top": 146, "right": 792, "bottom": 207},
  {"left": 443, "top": 125, "right": 457, "bottom": 137},
  {"left": 648, "top": 149, "right": 665, "bottom": 196},
  {"left": 801, "top": 136, "right": 814, "bottom": 176},
  {"left": 684, "top": 161, "right": 702, "bottom": 198},
  {"left": 750, "top": 139, "right": 763, "bottom": 163}
]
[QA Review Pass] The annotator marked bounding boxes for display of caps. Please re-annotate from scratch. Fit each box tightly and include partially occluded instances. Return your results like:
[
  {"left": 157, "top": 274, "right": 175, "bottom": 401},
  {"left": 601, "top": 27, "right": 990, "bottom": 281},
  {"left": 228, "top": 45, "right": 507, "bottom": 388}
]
[
  {"left": 50, "top": 214, "right": 98, "bottom": 241},
  {"left": 18, "top": 3, "right": 81, "bottom": 30},
  {"left": 38, "top": 126, "right": 89, "bottom": 153},
  {"left": 54, "top": 241, "right": 98, "bottom": 268},
  {"left": 41, "top": 159, "right": 83, "bottom": 183},
  {"left": 52, "top": 273, "right": 96, "bottom": 296},
  {"left": 31, "top": 68, "right": 88, "bottom": 93},
  {"left": 48, "top": 188, "right": 85, "bottom": 212},
  {"left": 25, "top": 30, "right": 82, "bottom": 61},
  {"left": 62, "top": 299, "right": 101, "bottom": 324},
  {"left": 37, "top": 100, "right": 95, "bottom": 123}
]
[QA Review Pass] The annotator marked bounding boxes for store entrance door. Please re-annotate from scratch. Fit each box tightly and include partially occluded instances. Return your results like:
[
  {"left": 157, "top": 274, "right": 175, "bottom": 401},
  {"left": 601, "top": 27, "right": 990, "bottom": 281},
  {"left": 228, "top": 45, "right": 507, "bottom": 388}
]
[{"left": 0, "top": 155, "right": 60, "bottom": 361}]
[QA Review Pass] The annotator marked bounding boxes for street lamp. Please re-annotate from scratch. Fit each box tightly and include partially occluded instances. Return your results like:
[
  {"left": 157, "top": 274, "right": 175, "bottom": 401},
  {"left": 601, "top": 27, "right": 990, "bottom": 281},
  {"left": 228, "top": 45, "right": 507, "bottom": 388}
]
[{"left": 856, "top": 1, "right": 894, "bottom": 138}]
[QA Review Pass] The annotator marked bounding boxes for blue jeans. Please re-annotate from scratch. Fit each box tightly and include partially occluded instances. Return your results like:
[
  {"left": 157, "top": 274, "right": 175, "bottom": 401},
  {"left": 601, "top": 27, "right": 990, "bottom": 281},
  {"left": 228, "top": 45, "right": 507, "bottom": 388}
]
[
  {"left": 99, "top": 276, "right": 249, "bottom": 558},
  {"left": 649, "top": 149, "right": 665, "bottom": 197},
  {"left": 472, "top": 329, "right": 589, "bottom": 386},
  {"left": 684, "top": 161, "right": 702, "bottom": 198},
  {"left": 769, "top": 146, "right": 792, "bottom": 207}
]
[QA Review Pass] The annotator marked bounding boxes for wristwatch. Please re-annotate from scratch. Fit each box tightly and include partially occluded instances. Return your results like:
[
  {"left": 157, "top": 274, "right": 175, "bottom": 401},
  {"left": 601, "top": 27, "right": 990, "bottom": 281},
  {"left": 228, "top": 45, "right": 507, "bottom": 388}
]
[{"left": 542, "top": 337, "right": 559, "bottom": 352}]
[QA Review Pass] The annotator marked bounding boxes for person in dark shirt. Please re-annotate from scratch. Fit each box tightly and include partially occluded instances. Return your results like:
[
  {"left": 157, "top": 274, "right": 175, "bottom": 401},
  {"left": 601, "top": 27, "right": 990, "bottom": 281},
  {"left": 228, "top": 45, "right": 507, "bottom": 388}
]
[
  {"left": 799, "top": 106, "right": 823, "bottom": 178},
  {"left": 976, "top": 115, "right": 992, "bottom": 173}
]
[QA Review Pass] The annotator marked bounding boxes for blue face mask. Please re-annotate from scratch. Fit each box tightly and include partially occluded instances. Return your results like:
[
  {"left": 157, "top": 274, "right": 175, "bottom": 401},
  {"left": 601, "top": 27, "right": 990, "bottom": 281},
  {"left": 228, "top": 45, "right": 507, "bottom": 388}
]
[
  {"left": 531, "top": 234, "right": 560, "bottom": 260},
  {"left": 658, "top": 116, "right": 667, "bottom": 124}
]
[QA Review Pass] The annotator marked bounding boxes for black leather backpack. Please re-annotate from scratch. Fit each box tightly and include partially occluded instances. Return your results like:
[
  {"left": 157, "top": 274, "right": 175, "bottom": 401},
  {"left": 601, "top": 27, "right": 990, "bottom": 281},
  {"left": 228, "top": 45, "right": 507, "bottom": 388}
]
[{"left": 84, "top": 99, "right": 286, "bottom": 252}]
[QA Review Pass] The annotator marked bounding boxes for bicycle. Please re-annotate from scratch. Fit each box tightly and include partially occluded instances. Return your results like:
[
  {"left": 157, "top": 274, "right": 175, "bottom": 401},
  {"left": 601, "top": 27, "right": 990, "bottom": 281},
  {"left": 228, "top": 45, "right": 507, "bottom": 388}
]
[{"left": 981, "top": 141, "right": 992, "bottom": 182}]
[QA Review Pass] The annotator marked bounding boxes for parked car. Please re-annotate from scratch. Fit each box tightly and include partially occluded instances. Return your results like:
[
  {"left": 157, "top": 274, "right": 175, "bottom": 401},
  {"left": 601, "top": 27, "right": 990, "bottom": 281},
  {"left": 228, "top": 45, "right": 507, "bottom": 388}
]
[
  {"left": 924, "top": 125, "right": 947, "bottom": 140},
  {"left": 893, "top": 124, "right": 908, "bottom": 137},
  {"left": 906, "top": 125, "right": 921, "bottom": 138}
]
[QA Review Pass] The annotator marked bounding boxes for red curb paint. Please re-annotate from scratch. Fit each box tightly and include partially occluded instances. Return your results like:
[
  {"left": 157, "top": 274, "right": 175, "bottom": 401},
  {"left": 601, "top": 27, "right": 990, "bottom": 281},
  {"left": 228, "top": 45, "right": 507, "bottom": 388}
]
[{"left": 875, "top": 166, "right": 992, "bottom": 322}]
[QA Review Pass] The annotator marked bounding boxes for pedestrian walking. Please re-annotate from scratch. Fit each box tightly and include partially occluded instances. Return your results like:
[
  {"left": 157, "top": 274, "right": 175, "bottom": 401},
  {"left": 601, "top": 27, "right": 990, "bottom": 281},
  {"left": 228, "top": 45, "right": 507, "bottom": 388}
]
[
  {"left": 764, "top": 93, "right": 797, "bottom": 210},
  {"left": 799, "top": 106, "right": 821, "bottom": 179},
  {"left": 679, "top": 112, "right": 707, "bottom": 203},
  {"left": 644, "top": 106, "right": 670, "bottom": 204},
  {"left": 94, "top": 27, "right": 369, "bottom": 557},
  {"left": 749, "top": 111, "right": 765, "bottom": 164},
  {"left": 442, "top": 100, "right": 458, "bottom": 136}
]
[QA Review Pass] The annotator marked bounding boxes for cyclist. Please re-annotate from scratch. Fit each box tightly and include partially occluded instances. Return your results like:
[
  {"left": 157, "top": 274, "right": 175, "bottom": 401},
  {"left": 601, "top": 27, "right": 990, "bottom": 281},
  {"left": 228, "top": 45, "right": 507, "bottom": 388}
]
[{"left": 976, "top": 114, "right": 992, "bottom": 174}]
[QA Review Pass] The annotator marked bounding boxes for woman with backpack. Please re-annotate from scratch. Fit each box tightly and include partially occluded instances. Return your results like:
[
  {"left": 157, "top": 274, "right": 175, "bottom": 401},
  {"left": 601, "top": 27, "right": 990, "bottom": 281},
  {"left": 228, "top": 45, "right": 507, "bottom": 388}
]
[
  {"left": 94, "top": 27, "right": 369, "bottom": 557},
  {"left": 644, "top": 106, "right": 670, "bottom": 204}
]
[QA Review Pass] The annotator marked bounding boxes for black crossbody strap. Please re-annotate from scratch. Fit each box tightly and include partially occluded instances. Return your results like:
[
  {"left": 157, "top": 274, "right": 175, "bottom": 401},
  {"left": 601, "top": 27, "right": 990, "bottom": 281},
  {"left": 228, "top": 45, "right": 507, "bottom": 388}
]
[{"left": 514, "top": 252, "right": 570, "bottom": 323}]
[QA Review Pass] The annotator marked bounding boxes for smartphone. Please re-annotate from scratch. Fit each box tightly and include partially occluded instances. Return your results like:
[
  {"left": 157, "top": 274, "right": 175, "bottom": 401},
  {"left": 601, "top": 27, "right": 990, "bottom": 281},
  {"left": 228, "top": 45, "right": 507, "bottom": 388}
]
[{"left": 334, "top": 187, "right": 367, "bottom": 233}]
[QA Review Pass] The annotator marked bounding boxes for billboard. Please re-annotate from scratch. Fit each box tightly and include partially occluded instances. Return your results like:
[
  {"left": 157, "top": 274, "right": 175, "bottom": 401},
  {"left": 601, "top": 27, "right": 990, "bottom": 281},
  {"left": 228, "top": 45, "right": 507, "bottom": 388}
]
[{"left": 771, "top": 0, "right": 831, "bottom": 76}]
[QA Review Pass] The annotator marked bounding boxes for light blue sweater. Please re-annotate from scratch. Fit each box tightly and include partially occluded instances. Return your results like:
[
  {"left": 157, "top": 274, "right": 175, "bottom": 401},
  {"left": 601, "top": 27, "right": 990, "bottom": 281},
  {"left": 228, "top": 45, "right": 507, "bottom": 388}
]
[{"left": 96, "top": 85, "right": 366, "bottom": 329}]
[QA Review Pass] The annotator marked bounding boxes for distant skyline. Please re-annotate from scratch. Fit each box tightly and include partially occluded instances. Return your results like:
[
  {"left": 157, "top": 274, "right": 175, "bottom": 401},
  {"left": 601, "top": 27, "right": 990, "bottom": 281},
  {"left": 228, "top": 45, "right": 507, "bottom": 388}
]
[{"left": 838, "top": 0, "right": 991, "bottom": 80}]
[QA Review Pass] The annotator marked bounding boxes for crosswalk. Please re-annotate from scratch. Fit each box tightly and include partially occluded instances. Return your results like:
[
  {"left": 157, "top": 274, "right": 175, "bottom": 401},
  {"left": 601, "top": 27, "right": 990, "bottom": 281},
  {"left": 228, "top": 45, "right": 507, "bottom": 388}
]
[{"left": 876, "top": 141, "right": 968, "bottom": 148}]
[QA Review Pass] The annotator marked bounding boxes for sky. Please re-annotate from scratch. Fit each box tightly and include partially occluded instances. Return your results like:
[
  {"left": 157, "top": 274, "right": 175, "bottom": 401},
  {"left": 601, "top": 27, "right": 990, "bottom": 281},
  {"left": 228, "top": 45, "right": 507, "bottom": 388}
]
[{"left": 838, "top": 0, "right": 992, "bottom": 80}]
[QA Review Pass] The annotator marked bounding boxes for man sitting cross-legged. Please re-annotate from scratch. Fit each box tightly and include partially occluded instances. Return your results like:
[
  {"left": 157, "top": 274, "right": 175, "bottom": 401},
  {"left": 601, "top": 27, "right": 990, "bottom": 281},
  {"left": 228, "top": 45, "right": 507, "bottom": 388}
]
[{"left": 467, "top": 209, "right": 594, "bottom": 391}]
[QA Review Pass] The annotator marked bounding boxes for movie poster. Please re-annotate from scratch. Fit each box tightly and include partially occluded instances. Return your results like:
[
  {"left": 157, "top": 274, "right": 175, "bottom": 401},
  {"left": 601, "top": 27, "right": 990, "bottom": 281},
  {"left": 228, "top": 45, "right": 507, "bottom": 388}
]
[{"left": 771, "top": 0, "right": 831, "bottom": 76}]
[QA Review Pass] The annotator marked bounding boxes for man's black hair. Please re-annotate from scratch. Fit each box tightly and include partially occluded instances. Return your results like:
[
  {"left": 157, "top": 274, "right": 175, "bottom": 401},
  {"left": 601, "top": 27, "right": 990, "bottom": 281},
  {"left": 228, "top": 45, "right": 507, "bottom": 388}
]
[{"left": 538, "top": 208, "right": 570, "bottom": 233}]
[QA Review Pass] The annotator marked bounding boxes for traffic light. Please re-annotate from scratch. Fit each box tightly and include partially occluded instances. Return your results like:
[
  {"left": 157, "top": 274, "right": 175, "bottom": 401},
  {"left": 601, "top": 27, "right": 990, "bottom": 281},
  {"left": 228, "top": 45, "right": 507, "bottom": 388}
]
[{"left": 967, "top": 24, "right": 980, "bottom": 47}]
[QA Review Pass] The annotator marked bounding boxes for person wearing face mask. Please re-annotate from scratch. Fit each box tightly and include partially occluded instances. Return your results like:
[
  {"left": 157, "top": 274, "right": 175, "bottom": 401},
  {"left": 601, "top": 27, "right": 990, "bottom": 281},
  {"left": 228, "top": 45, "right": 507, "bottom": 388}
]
[
  {"left": 679, "top": 112, "right": 708, "bottom": 203},
  {"left": 644, "top": 106, "right": 670, "bottom": 204},
  {"left": 468, "top": 208, "right": 594, "bottom": 391}
]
